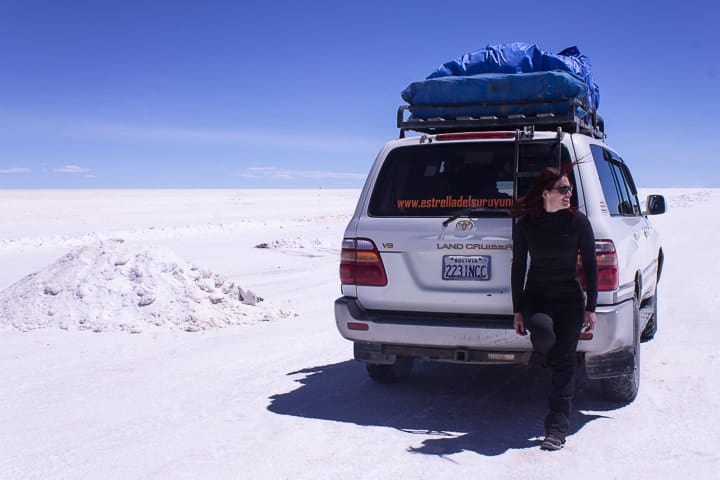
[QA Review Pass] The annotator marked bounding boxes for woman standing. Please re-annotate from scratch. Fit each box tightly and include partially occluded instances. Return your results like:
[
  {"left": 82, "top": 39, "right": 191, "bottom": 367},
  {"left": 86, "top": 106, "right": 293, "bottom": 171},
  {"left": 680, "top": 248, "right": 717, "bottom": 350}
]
[{"left": 511, "top": 166, "right": 598, "bottom": 451}]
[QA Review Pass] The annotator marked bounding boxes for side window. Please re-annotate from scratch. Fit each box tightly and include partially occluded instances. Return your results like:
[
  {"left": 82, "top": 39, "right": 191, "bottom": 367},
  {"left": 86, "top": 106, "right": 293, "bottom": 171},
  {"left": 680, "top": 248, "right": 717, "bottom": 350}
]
[
  {"left": 591, "top": 145, "right": 640, "bottom": 216},
  {"left": 616, "top": 161, "right": 641, "bottom": 215}
]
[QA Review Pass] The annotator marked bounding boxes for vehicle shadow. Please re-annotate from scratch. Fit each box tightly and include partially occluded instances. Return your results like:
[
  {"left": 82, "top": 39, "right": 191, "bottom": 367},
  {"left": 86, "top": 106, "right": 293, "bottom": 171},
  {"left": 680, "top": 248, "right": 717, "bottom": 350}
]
[{"left": 267, "top": 359, "right": 626, "bottom": 456}]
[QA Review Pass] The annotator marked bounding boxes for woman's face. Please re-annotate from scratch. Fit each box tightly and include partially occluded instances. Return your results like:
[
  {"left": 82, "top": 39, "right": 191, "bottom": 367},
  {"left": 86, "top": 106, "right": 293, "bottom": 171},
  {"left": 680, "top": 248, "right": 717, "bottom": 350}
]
[{"left": 542, "top": 176, "right": 572, "bottom": 212}]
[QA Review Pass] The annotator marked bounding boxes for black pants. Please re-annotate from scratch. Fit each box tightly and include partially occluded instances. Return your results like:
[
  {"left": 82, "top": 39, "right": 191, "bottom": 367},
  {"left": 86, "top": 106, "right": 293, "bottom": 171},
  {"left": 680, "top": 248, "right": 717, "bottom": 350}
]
[{"left": 524, "top": 293, "right": 585, "bottom": 438}]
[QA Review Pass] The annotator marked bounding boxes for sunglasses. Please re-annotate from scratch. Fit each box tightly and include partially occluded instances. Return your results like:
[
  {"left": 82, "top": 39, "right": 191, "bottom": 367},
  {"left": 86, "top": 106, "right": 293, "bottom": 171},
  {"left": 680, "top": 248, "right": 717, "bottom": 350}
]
[{"left": 551, "top": 185, "right": 573, "bottom": 195}]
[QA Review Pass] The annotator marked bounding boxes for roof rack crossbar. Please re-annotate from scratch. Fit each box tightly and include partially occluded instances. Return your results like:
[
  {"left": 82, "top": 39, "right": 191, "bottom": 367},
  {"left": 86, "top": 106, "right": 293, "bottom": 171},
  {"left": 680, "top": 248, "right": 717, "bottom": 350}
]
[{"left": 397, "top": 98, "right": 605, "bottom": 139}]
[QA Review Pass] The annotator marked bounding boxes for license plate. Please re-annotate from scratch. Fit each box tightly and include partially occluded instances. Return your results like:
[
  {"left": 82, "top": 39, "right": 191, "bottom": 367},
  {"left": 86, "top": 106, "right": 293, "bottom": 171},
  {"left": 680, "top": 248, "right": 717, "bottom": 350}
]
[{"left": 442, "top": 255, "right": 491, "bottom": 281}]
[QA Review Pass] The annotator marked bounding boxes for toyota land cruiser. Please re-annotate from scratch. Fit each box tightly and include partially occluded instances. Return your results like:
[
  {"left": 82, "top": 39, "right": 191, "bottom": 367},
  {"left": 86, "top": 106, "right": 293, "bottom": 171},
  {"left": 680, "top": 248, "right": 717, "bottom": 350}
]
[{"left": 334, "top": 103, "right": 666, "bottom": 402}]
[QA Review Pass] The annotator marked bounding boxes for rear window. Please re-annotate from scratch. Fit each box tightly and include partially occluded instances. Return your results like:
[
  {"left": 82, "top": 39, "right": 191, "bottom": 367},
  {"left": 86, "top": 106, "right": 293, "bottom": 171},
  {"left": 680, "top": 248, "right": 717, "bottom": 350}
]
[{"left": 368, "top": 141, "right": 572, "bottom": 217}]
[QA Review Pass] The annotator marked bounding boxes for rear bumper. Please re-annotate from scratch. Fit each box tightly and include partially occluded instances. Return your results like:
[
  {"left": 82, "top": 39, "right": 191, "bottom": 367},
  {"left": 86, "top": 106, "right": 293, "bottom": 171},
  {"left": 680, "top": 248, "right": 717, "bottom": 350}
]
[{"left": 334, "top": 296, "right": 634, "bottom": 357}]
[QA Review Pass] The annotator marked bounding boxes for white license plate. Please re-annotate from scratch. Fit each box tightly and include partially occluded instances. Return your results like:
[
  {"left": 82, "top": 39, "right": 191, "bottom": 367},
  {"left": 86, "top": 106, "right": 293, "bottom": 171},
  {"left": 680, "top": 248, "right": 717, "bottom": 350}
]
[{"left": 442, "top": 255, "right": 491, "bottom": 281}]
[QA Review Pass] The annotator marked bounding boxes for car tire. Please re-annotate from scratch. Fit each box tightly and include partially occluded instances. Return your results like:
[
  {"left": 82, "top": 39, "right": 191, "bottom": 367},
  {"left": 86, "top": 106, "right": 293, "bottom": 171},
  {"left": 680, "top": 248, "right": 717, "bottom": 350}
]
[
  {"left": 601, "top": 297, "right": 640, "bottom": 402},
  {"left": 366, "top": 356, "right": 414, "bottom": 383}
]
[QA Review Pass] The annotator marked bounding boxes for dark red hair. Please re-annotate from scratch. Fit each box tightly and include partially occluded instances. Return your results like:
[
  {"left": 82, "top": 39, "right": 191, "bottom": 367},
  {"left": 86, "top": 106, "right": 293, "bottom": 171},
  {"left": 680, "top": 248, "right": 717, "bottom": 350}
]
[{"left": 511, "top": 166, "right": 576, "bottom": 219}]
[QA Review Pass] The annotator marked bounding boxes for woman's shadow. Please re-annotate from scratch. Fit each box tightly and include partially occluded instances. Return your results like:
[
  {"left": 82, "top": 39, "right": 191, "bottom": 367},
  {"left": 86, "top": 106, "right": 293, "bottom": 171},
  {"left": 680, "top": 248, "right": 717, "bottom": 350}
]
[{"left": 268, "top": 359, "right": 626, "bottom": 456}]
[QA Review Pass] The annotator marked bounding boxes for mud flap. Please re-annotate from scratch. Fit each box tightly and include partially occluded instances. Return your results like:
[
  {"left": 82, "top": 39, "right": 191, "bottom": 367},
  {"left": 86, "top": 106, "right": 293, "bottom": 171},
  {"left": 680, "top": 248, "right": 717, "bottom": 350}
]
[
  {"left": 584, "top": 346, "right": 636, "bottom": 379},
  {"left": 354, "top": 342, "right": 396, "bottom": 364}
]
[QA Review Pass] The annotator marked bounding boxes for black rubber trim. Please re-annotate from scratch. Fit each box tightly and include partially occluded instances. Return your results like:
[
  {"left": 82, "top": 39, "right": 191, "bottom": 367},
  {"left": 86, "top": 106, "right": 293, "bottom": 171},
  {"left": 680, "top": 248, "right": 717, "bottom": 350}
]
[{"left": 336, "top": 297, "right": 514, "bottom": 329}]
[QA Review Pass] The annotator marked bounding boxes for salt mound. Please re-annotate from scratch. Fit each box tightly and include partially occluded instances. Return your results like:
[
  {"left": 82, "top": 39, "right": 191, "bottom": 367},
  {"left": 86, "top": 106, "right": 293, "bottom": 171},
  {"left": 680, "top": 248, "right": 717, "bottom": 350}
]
[
  {"left": 0, "top": 240, "right": 292, "bottom": 333},
  {"left": 255, "top": 236, "right": 333, "bottom": 249}
]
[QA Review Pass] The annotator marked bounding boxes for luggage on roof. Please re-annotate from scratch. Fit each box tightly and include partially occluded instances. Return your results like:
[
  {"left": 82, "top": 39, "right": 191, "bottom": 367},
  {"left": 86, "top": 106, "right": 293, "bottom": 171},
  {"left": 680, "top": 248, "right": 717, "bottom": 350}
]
[{"left": 399, "top": 42, "right": 603, "bottom": 138}]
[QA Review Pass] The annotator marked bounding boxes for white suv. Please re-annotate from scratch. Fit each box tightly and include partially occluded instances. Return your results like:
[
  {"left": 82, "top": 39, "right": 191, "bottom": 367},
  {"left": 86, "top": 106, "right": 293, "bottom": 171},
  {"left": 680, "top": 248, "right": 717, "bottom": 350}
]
[{"left": 334, "top": 108, "right": 666, "bottom": 402}]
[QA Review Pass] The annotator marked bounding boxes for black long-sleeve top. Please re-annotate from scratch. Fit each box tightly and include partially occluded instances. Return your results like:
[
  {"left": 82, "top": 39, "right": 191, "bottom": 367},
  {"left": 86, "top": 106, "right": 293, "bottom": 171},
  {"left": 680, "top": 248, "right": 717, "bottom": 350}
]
[{"left": 511, "top": 210, "right": 598, "bottom": 313}]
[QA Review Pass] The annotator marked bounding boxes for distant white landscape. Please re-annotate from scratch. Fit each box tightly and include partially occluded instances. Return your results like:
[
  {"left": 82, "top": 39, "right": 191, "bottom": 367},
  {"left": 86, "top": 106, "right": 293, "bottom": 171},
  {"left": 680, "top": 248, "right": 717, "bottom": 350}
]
[{"left": 1, "top": 188, "right": 718, "bottom": 479}]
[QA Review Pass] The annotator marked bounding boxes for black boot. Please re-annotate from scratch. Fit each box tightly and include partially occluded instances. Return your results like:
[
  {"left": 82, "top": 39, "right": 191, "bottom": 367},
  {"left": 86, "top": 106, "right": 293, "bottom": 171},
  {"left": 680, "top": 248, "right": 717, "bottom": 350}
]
[
  {"left": 541, "top": 434, "right": 565, "bottom": 451},
  {"left": 541, "top": 413, "right": 567, "bottom": 451}
]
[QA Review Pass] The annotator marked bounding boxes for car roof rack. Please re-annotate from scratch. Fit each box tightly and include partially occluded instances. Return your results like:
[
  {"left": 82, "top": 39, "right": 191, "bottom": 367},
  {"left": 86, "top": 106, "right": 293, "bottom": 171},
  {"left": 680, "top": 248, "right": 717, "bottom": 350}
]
[{"left": 397, "top": 98, "right": 605, "bottom": 140}]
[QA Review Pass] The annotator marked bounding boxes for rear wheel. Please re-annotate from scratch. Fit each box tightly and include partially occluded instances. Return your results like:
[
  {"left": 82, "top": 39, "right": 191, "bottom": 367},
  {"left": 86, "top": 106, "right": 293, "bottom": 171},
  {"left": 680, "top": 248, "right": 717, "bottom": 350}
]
[
  {"left": 366, "top": 357, "right": 414, "bottom": 383},
  {"left": 601, "top": 298, "right": 640, "bottom": 402}
]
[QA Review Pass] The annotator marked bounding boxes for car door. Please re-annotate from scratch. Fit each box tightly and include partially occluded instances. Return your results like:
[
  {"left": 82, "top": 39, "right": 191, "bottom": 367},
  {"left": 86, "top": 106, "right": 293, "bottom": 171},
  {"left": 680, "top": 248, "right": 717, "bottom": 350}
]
[
  {"left": 616, "top": 160, "right": 660, "bottom": 297},
  {"left": 591, "top": 146, "right": 653, "bottom": 297}
]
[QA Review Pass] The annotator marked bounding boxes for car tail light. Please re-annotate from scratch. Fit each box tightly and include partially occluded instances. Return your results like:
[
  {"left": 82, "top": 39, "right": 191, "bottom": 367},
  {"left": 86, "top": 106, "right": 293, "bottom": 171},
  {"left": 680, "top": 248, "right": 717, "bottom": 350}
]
[
  {"left": 578, "top": 240, "right": 619, "bottom": 292},
  {"left": 340, "top": 238, "right": 388, "bottom": 286}
]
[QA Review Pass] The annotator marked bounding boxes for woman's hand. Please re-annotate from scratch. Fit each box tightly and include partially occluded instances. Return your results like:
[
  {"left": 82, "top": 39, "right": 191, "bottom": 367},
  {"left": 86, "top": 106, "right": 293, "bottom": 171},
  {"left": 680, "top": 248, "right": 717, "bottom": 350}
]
[
  {"left": 513, "top": 312, "right": 527, "bottom": 335},
  {"left": 583, "top": 311, "right": 596, "bottom": 332}
]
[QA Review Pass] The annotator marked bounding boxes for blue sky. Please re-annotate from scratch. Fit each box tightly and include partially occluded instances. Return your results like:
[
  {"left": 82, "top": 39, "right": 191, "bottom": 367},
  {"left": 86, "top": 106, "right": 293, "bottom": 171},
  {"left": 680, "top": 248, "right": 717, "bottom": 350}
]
[{"left": 1, "top": 0, "right": 718, "bottom": 188}]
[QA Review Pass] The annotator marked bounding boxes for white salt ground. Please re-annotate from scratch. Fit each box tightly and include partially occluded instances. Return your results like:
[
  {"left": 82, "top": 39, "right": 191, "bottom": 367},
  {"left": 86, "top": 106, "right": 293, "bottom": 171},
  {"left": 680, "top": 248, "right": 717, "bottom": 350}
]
[{"left": 1, "top": 188, "right": 719, "bottom": 480}]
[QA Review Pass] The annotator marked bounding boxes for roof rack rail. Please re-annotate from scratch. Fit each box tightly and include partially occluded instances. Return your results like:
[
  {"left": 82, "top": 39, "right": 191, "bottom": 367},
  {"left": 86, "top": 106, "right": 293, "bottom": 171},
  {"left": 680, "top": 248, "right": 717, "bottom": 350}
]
[{"left": 397, "top": 98, "right": 605, "bottom": 140}]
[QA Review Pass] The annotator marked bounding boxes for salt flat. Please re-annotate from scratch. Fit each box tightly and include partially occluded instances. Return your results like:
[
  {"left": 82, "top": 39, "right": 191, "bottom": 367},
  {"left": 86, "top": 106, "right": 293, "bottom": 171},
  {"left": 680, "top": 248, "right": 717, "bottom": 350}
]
[{"left": 0, "top": 188, "right": 718, "bottom": 479}]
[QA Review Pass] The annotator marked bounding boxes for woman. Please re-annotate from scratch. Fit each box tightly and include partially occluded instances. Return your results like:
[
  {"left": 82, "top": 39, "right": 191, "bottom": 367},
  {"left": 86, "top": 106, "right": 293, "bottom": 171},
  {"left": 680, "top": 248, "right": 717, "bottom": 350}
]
[{"left": 511, "top": 166, "right": 598, "bottom": 451}]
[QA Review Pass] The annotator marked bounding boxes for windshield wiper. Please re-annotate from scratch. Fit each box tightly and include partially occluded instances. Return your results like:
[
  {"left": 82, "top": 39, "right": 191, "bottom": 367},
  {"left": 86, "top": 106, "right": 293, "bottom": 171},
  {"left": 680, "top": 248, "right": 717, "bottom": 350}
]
[{"left": 442, "top": 207, "right": 509, "bottom": 227}]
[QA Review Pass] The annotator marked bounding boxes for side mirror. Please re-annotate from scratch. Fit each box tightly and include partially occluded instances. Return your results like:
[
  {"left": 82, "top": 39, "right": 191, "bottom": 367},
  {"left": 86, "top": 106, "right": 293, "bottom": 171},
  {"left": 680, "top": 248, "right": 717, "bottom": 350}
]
[{"left": 646, "top": 195, "right": 666, "bottom": 215}]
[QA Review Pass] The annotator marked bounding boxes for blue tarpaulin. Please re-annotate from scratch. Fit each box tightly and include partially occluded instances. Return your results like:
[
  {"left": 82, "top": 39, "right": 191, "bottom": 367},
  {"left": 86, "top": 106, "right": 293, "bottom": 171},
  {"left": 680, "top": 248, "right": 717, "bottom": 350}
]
[{"left": 401, "top": 42, "right": 600, "bottom": 119}]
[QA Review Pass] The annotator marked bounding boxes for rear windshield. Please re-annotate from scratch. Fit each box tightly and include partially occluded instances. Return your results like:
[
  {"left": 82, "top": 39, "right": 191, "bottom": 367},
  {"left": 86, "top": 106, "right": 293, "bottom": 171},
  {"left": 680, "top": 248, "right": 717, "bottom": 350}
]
[{"left": 368, "top": 141, "right": 572, "bottom": 217}]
